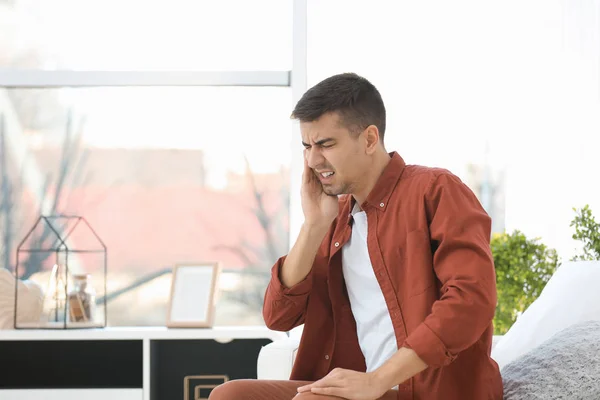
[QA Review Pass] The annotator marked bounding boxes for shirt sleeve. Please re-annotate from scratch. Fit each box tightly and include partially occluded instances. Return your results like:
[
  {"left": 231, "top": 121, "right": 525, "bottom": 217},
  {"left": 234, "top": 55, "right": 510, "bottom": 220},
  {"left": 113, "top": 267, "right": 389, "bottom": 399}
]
[
  {"left": 262, "top": 255, "right": 314, "bottom": 331},
  {"left": 262, "top": 225, "right": 334, "bottom": 332},
  {"left": 402, "top": 172, "right": 498, "bottom": 368}
]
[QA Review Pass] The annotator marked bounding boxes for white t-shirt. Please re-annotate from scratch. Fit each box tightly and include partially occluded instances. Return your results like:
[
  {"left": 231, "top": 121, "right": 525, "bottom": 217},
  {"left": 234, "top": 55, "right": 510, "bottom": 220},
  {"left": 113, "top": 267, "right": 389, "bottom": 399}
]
[{"left": 341, "top": 202, "right": 398, "bottom": 372}]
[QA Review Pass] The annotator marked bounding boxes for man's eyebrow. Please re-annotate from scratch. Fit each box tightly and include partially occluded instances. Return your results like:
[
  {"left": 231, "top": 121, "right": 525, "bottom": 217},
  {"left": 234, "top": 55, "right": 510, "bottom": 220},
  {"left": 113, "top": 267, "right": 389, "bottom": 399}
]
[{"left": 302, "top": 138, "right": 335, "bottom": 147}]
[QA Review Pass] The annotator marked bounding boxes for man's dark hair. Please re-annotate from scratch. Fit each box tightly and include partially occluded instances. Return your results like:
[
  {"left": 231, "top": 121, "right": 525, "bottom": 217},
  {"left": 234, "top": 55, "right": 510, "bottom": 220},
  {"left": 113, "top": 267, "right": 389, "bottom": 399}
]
[{"left": 291, "top": 72, "right": 386, "bottom": 141}]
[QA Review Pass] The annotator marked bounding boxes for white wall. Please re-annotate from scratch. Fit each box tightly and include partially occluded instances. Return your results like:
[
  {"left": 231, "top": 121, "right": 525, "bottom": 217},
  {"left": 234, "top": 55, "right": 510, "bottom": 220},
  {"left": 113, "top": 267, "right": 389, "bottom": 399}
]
[{"left": 305, "top": 0, "right": 600, "bottom": 259}]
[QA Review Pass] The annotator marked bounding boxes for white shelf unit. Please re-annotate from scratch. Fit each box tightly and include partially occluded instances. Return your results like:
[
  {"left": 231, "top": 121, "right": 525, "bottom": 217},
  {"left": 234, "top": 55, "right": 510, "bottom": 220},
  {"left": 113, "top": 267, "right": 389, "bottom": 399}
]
[{"left": 0, "top": 326, "right": 287, "bottom": 400}]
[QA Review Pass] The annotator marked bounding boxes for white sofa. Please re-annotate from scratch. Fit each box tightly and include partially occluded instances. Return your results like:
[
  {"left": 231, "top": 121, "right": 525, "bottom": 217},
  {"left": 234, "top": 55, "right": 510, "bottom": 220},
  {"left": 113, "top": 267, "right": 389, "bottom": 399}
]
[
  {"left": 257, "top": 325, "right": 304, "bottom": 380},
  {"left": 257, "top": 325, "right": 502, "bottom": 380},
  {"left": 257, "top": 326, "right": 502, "bottom": 380},
  {"left": 257, "top": 261, "right": 600, "bottom": 381}
]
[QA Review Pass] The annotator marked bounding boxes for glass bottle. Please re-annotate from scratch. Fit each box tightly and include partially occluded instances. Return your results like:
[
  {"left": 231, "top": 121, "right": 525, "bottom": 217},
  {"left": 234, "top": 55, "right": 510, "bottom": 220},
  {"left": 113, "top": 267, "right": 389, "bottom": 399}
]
[{"left": 67, "top": 274, "right": 96, "bottom": 323}]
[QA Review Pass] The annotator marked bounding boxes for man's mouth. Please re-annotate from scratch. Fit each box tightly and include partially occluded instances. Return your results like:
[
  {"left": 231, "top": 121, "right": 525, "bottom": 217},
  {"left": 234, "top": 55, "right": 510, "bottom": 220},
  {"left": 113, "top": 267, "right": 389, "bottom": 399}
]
[{"left": 320, "top": 171, "right": 335, "bottom": 178}]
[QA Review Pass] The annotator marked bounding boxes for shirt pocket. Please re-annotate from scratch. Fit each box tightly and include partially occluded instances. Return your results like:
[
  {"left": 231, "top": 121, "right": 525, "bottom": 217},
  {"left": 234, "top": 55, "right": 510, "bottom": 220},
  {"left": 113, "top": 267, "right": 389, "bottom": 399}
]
[{"left": 403, "top": 229, "right": 436, "bottom": 298}]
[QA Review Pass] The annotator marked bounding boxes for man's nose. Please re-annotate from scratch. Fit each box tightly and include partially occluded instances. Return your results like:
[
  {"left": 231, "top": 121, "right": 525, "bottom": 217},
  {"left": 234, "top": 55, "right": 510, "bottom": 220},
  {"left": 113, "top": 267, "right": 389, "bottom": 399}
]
[{"left": 305, "top": 147, "right": 324, "bottom": 169}]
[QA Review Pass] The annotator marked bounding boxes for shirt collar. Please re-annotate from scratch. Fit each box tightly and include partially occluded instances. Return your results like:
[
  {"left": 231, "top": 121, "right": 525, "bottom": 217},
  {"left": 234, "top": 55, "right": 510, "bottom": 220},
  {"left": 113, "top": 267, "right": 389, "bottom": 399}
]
[
  {"left": 343, "top": 152, "right": 406, "bottom": 226},
  {"left": 360, "top": 151, "right": 406, "bottom": 212}
]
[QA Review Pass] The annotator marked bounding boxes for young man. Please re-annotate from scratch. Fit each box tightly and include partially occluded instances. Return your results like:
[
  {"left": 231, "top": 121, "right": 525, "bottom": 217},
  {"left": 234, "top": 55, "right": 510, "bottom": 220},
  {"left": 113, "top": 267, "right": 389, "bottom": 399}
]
[{"left": 210, "top": 73, "right": 503, "bottom": 399}]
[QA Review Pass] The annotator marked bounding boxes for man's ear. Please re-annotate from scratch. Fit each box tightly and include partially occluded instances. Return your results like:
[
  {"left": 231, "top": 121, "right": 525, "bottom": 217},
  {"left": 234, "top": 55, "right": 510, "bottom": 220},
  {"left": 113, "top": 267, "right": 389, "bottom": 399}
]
[{"left": 363, "top": 125, "right": 380, "bottom": 155}]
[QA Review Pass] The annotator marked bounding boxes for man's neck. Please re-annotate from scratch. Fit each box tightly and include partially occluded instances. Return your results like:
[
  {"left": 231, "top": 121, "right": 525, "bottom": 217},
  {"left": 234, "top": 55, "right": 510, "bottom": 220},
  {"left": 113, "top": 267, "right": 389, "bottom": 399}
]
[{"left": 353, "top": 152, "right": 392, "bottom": 206}]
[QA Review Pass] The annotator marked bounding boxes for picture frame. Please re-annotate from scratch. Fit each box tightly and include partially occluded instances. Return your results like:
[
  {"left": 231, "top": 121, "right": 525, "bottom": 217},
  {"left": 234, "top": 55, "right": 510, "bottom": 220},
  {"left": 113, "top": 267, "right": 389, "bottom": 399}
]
[{"left": 166, "top": 262, "right": 221, "bottom": 328}]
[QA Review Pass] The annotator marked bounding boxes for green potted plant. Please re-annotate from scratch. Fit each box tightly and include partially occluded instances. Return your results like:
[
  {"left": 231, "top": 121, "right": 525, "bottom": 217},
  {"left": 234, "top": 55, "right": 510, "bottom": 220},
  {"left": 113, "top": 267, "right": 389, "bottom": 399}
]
[
  {"left": 570, "top": 205, "right": 600, "bottom": 261},
  {"left": 491, "top": 230, "right": 559, "bottom": 335}
]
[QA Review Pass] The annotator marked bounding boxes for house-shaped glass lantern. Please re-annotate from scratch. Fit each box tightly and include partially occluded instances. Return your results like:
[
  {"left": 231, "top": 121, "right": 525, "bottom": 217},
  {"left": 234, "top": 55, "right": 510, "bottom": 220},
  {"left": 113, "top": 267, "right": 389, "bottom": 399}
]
[{"left": 15, "top": 215, "right": 107, "bottom": 329}]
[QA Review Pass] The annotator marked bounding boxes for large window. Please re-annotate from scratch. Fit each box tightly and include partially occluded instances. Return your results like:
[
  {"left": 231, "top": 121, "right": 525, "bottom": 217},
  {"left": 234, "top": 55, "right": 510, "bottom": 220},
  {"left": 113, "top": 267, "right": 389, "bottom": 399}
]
[
  {"left": 0, "top": 0, "right": 299, "bottom": 327},
  {"left": 0, "top": 86, "right": 291, "bottom": 326}
]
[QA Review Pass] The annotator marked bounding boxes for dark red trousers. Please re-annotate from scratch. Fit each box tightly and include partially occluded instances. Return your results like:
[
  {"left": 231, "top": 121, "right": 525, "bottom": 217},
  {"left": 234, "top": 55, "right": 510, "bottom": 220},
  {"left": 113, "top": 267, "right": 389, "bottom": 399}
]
[{"left": 208, "top": 380, "right": 398, "bottom": 400}]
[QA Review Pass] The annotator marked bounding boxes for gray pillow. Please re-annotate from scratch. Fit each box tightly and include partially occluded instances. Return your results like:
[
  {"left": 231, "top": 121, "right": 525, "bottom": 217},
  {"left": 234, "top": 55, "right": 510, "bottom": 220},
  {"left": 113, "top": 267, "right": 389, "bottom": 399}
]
[{"left": 502, "top": 320, "right": 600, "bottom": 399}]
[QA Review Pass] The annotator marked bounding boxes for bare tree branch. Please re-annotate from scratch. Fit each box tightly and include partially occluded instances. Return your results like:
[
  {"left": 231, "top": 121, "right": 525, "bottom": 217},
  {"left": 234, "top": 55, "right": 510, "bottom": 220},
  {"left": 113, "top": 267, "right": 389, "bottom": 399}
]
[
  {"left": 212, "top": 156, "right": 289, "bottom": 312},
  {"left": 243, "top": 154, "right": 279, "bottom": 262},
  {"left": 96, "top": 267, "right": 173, "bottom": 305},
  {"left": 20, "top": 109, "right": 90, "bottom": 279}
]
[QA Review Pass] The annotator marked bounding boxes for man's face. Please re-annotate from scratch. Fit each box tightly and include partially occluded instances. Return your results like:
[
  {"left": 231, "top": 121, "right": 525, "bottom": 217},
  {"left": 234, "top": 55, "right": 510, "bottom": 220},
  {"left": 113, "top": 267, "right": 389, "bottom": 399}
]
[{"left": 300, "top": 112, "right": 367, "bottom": 196}]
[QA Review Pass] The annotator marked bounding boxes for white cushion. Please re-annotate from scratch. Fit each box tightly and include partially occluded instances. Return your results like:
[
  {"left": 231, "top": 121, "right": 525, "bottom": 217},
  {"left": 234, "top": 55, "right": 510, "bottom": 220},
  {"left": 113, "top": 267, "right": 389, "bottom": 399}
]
[
  {"left": 289, "top": 324, "right": 304, "bottom": 340},
  {"left": 492, "top": 261, "right": 600, "bottom": 370},
  {"left": 0, "top": 269, "right": 44, "bottom": 329},
  {"left": 257, "top": 325, "right": 304, "bottom": 380},
  {"left": 257, "top": 336, "right": 300, "bottom": 380}
]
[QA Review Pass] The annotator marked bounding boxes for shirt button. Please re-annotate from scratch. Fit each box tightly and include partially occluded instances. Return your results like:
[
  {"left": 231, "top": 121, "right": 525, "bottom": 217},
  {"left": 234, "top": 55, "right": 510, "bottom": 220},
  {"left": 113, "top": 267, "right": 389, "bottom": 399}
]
[
  {"left": 334, "top": 242, "right": 340, "bottom": 247},
  {"left": 325, "top": 355, "right": 330, "bottom": 360},
  {"left": 379, "top": 202, "right": 385, "bottom": 207}
]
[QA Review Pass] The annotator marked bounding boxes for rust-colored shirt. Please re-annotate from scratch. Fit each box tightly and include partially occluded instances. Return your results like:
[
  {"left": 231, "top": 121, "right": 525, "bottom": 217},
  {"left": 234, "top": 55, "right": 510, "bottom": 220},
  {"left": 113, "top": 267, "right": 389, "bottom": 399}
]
[{"left": 263, "top": 152, "right": 503, "bottom": 400}]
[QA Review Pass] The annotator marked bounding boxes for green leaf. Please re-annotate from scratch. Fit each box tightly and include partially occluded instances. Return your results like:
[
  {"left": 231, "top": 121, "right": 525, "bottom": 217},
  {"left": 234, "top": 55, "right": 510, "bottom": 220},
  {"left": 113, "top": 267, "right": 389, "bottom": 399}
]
[
  {"left": 491, "top": 230, "right": 559, "bottom": 335},
  {"left": 570, "top": 205, "right": 600, "bottom": 261}
]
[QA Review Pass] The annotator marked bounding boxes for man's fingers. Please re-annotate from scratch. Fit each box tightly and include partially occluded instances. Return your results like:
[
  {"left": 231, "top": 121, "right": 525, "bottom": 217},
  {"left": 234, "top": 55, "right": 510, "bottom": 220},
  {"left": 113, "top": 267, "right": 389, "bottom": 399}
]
[
  {"left": 297, "top": 375, "right": 342, "bottom": 393},
  {"left": 303, "top": 155, "right": 315, "bottom": 182},
  {"left": 296, "top": 384, "right": 312, "bottom": 393},
  {"left": 297, "top": 376, "right": 321, "bottom": 393},
  {"left": 309, "top": 376, "right": 343, "bottom": 388},
  {"left": 302, "top": 156, "right": 320, "bottom": 190},
  {"left": 311, "top": 386, "right": 344, "bottom": 397},
  {"left": 302, "top": 152, "right": 310, "bottom": 184}
]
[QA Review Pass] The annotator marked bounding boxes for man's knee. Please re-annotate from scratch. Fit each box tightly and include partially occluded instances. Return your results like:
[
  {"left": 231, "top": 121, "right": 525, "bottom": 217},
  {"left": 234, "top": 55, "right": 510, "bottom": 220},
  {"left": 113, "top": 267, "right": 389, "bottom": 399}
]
[
  {"left": 208, "top": 380, "right": 252, "bottom": 399},
  {"left": 208, "top": 378, "right": 310, "bottom": 400}
]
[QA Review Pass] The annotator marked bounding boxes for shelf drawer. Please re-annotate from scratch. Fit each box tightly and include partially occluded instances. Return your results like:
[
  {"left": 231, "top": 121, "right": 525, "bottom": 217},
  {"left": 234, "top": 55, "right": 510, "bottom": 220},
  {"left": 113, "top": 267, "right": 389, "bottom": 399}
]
[
  {"left": 0, "top": 389, "right": 143, "bottom": 400},
  {"left": 151, "top": 338, "right": 271, "bottom": 400},
  {"left": 0, "top": 340, "right": 143, "bottom": 389}
]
